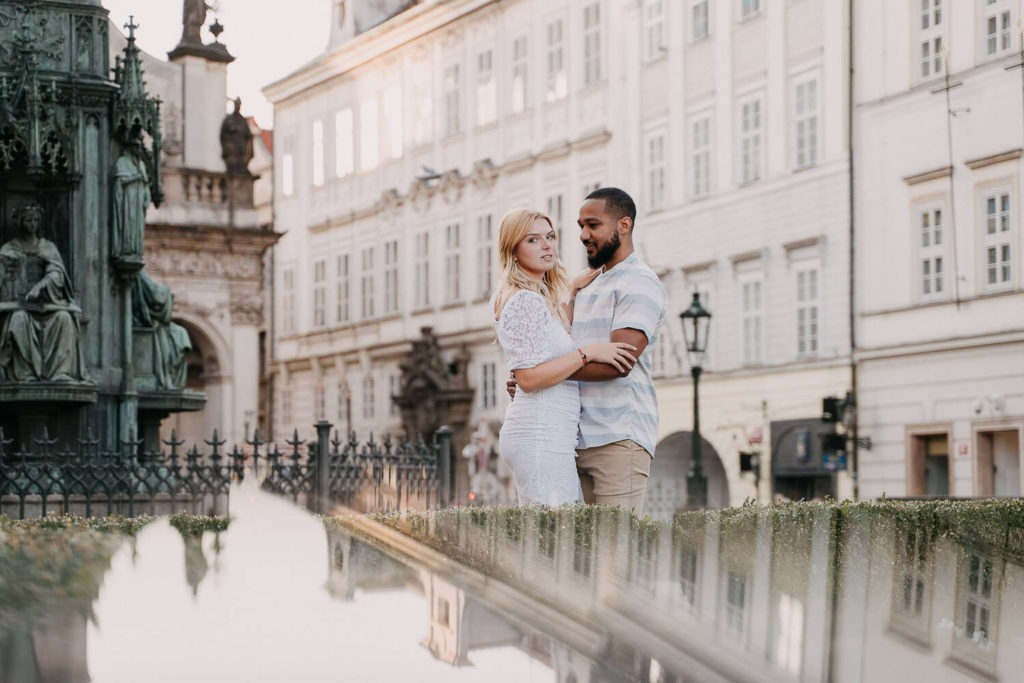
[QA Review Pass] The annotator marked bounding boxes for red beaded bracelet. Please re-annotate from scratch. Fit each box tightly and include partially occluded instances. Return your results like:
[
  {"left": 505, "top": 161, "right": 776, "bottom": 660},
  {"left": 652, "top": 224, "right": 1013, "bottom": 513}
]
[{"left": 577, "top": 348, "right": 588, "bottom": 365}]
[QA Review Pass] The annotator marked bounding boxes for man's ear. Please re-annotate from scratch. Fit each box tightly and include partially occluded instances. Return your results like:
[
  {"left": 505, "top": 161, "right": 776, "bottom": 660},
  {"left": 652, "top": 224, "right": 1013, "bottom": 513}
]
[{"left": 618, "top": 216, "right": 633, "bottom": 234}]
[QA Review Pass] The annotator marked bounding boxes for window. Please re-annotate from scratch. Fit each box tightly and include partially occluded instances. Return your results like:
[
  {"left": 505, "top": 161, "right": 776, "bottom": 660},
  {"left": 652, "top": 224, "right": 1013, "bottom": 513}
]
[
  {"left": 740, "top": 0, "right": 760, "bottom": 18},
  {"left": 336, "top": 383, "right": 349, "bottom": 425},
  {"left": 476, "top": 215, "right": 493, "bottom": 299},
  {"left": 646, "top": 131, "right": 666, "bottom": 210},
  {"left": 982, "top": 189, "right": 1012, "bottom": 291},
  {"left": 444, "top": 64, "right": 461, "bottom": 136},
  {"left": 476, "top": 50, "right": 496, "bottom": 126},
  {"left": 984, "top": 0, "right": 1012, "bottom": 57},
  {"left": 362, "top": 375, "right": 375, "bottom": 419},
  {"left": 360, "top": 246, "right": 374, "bottom": 319},
  {"left": 335, "top": 108, "right": 353, "bottom": 177},
  {"left": 312, "top": 258, "right": 326, "bottom": 327},
  {"left": 547, "top": 194, "right": 564, "bottom": 257},
  {"left": 389, "top": 373, "right": 401, "bottom": 416},
  {"left": 311, "top": 120, "right": 324, "bottom": 187},
  {"left": 383, "top": 239, "right": 399, "bottom": 313},
  {"left": 546, "top": 19, "right": 567, "bottom": 101},
  {"left": 724, "top": 572, "right": 748, "bottom": 635},
  {"left": 511, "top": 36, "right": 529, "bottom": 114},
  {"left": 792, "top": 76, "right": 819, "bottom": 168},
  {"left": 741, "top": 277, "right": 763, "bottom": 364},
  {"left": 282, "top": 267, "right": 295, "bottom": 334},
  {"left": 894, "top": 528, "right": 931, "bottom": 620},
  {"left": 691, "top": 116, "right": 711, "bottom": 197},
  {"left": 961, "top": 553, "right": 995, "bottom": 644},
  {"left": 795, "top": 267, "right": 818, "bottom": 356},
  {"left": 281, "top": 389, "right": 292, "bottom": 426},
  {"left": 772, "top": 594, "right": 803, "bottom": 676},
  {"left": 481, "top": 362, "right": 497, "bottom": 409},
  {"left": 918, "top": 203, "right": 945, "bottom": 299},
  {"left": 281, "top": 136, "right": 294, "bottom": 196},
  {"left": 383, "top": 85, "right": 403, "bottom": 160},
  {"left": 919, "top": 0, "right": 943, "bottom": 79},
  {"left": 314, "top": 384, "right": 325, "bottom": 420},
  {"left": 360, "top": 98, "right": 379, "bottom": 171},
  {"left": 908, "top": 432, "right": 950, "bottom": 496},
  {"left": 415, "top": 232, "right": 430, "bottom": 308},
  {"left": 674, "top": 536, "right": 699, "bottom": 608},
  {"left": 738, "top": 95, "right": 762, "bottom": 184},
  {"left": 691, "top": 0, "right": 709, "bottom": 41},
  {"left": 573, "top": 514, "right": 594, "bottom": 577},
  {"left": 644, "top": 0, "right": 665, "bottom": 62},
  {"left": 445, "top": 222, "right": 461, "bottom": 302},
  {"left": 413, "top": 61, "right": 433, "bottom": 146},
  {"left": 336, "top": 253, "right": 350, "bottom": 323},
  {"left": 583, "top": 3, "right": 602, "bottom": 86}
]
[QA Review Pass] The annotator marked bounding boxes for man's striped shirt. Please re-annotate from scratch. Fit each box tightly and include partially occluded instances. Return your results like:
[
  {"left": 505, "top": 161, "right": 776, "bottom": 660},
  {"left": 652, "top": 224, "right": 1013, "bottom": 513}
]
[{"left": 571, "top": 252, "right": 666, "bottom": 456}]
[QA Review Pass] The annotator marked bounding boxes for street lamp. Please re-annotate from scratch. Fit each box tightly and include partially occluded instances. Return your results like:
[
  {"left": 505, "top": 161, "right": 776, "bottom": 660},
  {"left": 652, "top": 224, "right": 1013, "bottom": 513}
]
[{"left": 680, "top": 291, "right": 712, "bottom": 509}]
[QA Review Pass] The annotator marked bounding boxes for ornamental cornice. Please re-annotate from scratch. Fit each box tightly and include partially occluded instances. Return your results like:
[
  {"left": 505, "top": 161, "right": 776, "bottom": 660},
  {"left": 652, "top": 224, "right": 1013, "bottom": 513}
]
[{"left": 144, "top": 246, "right": 263, "bottom": 281}]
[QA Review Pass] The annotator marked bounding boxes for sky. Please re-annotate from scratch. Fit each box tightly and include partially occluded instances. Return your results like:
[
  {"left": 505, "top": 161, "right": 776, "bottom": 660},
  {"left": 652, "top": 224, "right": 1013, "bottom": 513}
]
[{"left": 102, "top": 0, "right": 331, "bottom": 129}]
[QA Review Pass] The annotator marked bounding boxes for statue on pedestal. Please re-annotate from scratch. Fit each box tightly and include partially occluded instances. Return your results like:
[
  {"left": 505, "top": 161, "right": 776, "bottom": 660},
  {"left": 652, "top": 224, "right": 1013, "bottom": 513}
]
[
  {"left": 0, "top": 202, "right": 86, "bottom": 382},
  {"left": 132, "top": 270, "right": 191, "bottom": 390},
  {"left": 112, "top": 140, "right": 150, "bottom": 263},
  {"left": 220, "top": 97, "right": 253, "bottom": 175},
  {"left": 181, "top": 0, "right": 210, "bottom": 46}
]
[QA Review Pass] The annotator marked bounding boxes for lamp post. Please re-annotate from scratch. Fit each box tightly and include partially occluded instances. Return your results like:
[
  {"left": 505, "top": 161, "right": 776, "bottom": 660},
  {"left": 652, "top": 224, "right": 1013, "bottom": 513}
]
[{"left": 680, "top": 291, "right": 712, "bottom": 509}]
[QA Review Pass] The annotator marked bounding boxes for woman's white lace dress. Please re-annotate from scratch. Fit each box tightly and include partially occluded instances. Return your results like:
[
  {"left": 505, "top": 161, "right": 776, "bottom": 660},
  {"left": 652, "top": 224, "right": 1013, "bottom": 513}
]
[{"left": 494, "top": 290, "right": 583, "bottom": 506}]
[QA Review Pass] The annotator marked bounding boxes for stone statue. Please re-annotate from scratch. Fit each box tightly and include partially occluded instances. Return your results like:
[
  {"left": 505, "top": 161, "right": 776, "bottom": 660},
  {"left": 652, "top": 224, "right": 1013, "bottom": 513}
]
[
  {"left": 112, "top": 141, "right": 150, "bottom": 262},
  {"left": 181, "top": 0, "right": 210, "bottom": 46},
  {"left": 132, "top": 270, "right": 191, "bottom": 390},
  {"left": 219, "top": 97, "right": 253, "bottom": 175},
  {"left": 0, "top": 202, "right": 86, "bottom": 382}
]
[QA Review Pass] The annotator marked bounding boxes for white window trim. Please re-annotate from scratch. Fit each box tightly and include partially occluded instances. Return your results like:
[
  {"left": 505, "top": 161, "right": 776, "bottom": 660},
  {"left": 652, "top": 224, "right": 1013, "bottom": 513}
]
[
  {"left": 738, "top": 270, "right": 764, "bottom": 365},
  {"left": 545, "top": 16, "right": 567, "bottom": 102},
  {"left": 914, "top": 198, "right": 948, "bottom": 303},
  {"left": 793, "top": 262, "right": 820, "bottom": 358},
  {"left": 415, "top": 231, "right": 431, "bottom": 309},
  {"left": 737, "top": 92, "right": 764, "bottom": 185},
  {"left": 643, "top": 0, "right": 666, "bottom": 63},
  {"left": 981, "top": 0, "right": 1013, "bottom": 59},
  {"left": 978, "top": 183, "right": 1015, "bottom": 294},
  {"left": 444, "top": 64, "right": 462, "bottom": 137},
  {"left": 689, "top": 113, "right": 713, "bottom": 198},
  {"left": 384, "top": 239, "right": 399, "bottom": 314},
  {"left": 738, "top": 0, "right": 761, "bottom": 21},
  {"left": 916, "top": 0, "right": 944, "bottom": 82},
  {"left": 645, "top": 127, "right": 667, "bottom": 210},
  {"left": 790, "top": 71, "right": 821, "bottom": 170},
  {"left": 475, "top": 49, "right": 496, "bottom": 127},
  {"left": 511, "top": 34, "right": 529, "bottom": 114},
  {"left": 689, "top": 0, "right": 710, "bottom": 42},
  {"left": 445, "top": 222, "right": 462, "bottom": 303},
  {"left": 336, "top": 253, "right": 350, "bottom": 324},
  {"left": 582, "top": 2, "right": 603, "bottom": 87}
]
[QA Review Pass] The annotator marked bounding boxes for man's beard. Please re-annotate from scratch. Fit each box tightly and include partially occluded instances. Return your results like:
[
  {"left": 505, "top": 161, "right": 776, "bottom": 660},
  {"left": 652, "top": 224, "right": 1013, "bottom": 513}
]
[{"left": 586, "top": 230, "right": 620, "bottom": 268}]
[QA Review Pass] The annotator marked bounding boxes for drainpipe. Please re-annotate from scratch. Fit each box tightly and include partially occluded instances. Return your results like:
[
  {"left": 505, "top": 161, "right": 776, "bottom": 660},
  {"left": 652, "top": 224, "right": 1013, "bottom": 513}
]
[{"left": 847, "top": 0, "right": 859, "bottom": 504}]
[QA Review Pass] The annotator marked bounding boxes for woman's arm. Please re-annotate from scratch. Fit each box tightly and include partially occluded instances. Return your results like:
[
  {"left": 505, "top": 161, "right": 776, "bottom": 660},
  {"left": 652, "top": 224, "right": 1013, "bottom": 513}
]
[{"left": 514, "top": 341, "right": 636, "bottom": 393}]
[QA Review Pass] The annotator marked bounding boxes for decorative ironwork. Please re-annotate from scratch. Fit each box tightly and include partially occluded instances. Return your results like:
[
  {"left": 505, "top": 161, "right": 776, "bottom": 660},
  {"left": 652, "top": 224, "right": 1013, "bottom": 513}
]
[{"left": 0, "top": 422, "right": 453, "bottom": 519}]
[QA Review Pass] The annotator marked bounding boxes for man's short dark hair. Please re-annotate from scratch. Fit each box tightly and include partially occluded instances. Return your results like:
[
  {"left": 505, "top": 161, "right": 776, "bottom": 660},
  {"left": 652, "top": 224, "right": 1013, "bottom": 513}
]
[{"left": 585, "top": 187, "right": 637, "bottom": 229}]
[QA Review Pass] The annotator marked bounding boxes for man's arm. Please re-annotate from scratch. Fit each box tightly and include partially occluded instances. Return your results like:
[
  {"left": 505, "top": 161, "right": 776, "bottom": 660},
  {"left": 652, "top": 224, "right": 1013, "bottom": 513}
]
[{"left": 569, "top": 328, "right": 648, "bottom": 381}]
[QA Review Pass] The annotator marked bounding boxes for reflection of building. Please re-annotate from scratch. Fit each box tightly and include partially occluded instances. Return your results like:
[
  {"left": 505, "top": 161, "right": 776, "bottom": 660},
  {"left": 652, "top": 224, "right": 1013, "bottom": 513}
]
[
  {"left": 854, "top": 1, "right": 1024, "bottom": 499},
  {"left": 109, "top": 12, "right": 278, "bottom": 447}
]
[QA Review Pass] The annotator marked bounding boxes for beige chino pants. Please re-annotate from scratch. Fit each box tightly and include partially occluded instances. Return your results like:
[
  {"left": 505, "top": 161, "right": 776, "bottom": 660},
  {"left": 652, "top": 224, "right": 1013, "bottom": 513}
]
[{"left": 575, "top": 439, "right": 652, "bottom": 515}]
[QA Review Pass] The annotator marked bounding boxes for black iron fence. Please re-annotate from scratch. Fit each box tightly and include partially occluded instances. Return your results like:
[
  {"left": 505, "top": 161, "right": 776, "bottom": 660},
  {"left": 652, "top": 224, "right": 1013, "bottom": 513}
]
[{"left": 0, "top": 420, "right": 453, "bottom": 519}]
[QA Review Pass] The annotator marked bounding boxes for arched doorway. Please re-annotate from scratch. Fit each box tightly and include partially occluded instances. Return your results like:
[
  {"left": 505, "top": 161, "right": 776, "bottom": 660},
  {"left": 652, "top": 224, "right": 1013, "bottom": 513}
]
[
  {"left": 162, "top": 318, "right": 223, "bottom": 448},
  {"left": 644, "top": 431, "right": 730, "bottom": 520}
]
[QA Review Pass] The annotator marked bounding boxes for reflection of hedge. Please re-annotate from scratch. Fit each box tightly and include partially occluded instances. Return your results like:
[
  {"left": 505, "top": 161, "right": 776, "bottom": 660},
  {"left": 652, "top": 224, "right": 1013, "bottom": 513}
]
[
  {"left": 0, "top": 514, "right": 231, "bottom": 629},
  {"left": 367, "top": 499, "right": 1024, "bottom": 571}
]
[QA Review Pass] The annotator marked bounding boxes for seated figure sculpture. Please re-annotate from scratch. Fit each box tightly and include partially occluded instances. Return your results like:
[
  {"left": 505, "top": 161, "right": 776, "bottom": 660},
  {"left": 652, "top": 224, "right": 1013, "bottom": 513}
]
[
  {"left": 132, "top": 270, "right": 191, "bottom": 390},
  {"left": 0, "top": 202, "right": 87, "bottom": 382}
]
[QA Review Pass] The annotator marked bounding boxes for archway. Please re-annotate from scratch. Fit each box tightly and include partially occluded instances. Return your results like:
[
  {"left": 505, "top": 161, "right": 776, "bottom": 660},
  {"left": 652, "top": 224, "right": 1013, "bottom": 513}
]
[
  {"left": 644, "top": 431, "right": 730, "bottom": 520},
  {"left": 162, "top": 318, "right": 223, "bottom": 448}
]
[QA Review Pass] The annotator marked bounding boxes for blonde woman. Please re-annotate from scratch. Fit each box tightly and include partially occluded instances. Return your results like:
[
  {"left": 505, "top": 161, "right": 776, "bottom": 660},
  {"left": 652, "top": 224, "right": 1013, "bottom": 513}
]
[{"left": 491, "top": 208, "right": 637, "bottom": 506}]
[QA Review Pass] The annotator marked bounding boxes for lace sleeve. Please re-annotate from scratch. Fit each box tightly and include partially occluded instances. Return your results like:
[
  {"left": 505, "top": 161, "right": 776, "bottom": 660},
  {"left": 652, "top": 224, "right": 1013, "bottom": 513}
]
[{"left": 499, "top": 291, "right": 553, "bottom": 372}]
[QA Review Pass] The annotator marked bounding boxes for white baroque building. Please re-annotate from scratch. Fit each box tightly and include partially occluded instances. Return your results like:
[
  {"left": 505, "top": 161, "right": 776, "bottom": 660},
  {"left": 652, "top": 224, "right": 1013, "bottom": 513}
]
[
  {"left": 854, "top": 0, "right": 1024, "bottom": 498},
  {"left": 265, "top": 0, "right": 857, "bottom": 509}
]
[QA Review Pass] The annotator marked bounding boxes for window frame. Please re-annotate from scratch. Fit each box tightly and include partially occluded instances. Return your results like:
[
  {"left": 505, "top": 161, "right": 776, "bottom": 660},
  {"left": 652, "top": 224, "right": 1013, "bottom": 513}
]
[
  {"left": 915, "top": 198, "right": 948, "bottom": 302},
  {"left": 737, "top": 92, "right": 764, "bottom": 184},
  {"left": 582, "top": 2, "right": 603, "bottom": 87},
  {"left": 690, "top": 113, "right": 712, "bottom": 198},
  {"left": 979, "top": 185, "right": 1014, "bottom": 294},
  {"left": 790, "top": 72, "right": 820, "bottom": 170},
  {"left": 643, "top": 0, "right": 666, "bottom": 63},
  {"left": 545, "top": 17, "right": 567, "bottom": 102}
]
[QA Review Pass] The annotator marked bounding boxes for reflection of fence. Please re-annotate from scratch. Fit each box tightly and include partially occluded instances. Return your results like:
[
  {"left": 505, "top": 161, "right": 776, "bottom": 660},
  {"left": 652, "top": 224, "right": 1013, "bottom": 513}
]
[{"left": 0, "top": 421, "right": 453, "bottom": 519}]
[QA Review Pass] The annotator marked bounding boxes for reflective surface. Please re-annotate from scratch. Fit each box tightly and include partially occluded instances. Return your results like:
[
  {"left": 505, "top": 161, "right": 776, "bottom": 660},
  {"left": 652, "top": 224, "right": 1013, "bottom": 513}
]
[{"left": 3, "top": 490, "right": 1024, "bottom": 682}]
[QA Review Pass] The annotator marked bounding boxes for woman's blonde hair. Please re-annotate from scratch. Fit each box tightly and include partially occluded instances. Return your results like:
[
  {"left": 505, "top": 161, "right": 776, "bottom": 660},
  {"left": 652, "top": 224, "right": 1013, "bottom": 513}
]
[{"left": 497, "top": 208, "right": 571, "bottom": 326}]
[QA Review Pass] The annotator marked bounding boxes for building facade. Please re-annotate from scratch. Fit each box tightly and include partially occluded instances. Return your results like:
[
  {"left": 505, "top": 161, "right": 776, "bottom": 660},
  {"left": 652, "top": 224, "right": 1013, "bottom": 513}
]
[
  {"left": 264, "top": 0, "right": 855, "bottom": 509},
  {"left": 854, "top": 0, "right": 1024, "bottom": 498}
]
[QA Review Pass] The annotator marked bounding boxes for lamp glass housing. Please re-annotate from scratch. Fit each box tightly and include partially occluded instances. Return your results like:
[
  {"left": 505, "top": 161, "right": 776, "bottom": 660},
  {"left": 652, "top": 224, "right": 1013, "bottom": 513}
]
[{"left": 679, "top": 291, "right": 712, "bottom": 370}]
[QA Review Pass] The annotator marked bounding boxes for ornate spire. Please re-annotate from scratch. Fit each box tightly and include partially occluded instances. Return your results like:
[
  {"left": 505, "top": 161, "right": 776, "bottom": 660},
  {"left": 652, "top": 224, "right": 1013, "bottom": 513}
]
[{"left": 112, "top": 17, "right": 163, "bottom": 206}]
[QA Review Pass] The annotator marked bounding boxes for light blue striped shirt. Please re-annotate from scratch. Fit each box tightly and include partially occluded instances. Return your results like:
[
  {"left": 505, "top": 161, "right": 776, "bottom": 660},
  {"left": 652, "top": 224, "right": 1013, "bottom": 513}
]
[{"left": 571, "top": 252, "right": 666, "bottom": 456}]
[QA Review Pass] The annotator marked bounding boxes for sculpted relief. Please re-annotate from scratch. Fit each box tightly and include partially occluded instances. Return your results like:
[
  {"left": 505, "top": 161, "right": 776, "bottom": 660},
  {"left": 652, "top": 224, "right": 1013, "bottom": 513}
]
[{"left": 0, "top": 202, "right": 87, "bottom": 382}]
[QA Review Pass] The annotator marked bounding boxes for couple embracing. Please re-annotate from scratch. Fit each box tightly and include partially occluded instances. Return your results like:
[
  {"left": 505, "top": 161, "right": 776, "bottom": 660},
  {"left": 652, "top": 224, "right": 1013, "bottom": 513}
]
[{"left": 491, "top": 188, "right": 666, "bottom": 514}]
